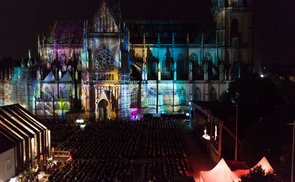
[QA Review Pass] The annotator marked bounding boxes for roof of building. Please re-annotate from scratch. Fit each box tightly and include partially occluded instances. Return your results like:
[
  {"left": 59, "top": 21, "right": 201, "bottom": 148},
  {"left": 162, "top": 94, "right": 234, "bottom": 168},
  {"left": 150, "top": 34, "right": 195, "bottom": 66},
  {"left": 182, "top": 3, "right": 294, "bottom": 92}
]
[
  {"left": 127, "top": 21, "right": 216, "bottom": 44},
  {"left": 0, "top": 104, "right": 48, "bottom": 148},
  {"left": 44, "top": 21, "right": 84, "bottom": 45},
  {"left": 191, "top": 101, "right": 236, "bottom": 122},
  {"left": 42, "top": 0, "right": 214, "bottom": 46}
]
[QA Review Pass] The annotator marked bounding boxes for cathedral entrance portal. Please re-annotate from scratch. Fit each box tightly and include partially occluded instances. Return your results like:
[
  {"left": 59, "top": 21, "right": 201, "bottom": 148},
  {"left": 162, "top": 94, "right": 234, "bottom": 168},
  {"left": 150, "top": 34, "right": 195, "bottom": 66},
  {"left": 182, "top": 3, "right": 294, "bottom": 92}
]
[{"left": 98, "top": 99, "right": 108, "bottom": 121}]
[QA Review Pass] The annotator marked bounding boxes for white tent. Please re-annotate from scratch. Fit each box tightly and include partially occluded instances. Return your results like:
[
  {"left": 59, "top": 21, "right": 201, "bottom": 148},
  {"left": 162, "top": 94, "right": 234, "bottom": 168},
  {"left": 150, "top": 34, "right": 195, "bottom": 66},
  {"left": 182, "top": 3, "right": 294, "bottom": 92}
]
[
  {"left": 234, "top": 156, "right": 274, "bottom": 177},
  {"left": 200, "top": 158, "right": 240, "bottom": 182},
  {"left": 252, "top": 156, "right": 274, "bottom": 173}
]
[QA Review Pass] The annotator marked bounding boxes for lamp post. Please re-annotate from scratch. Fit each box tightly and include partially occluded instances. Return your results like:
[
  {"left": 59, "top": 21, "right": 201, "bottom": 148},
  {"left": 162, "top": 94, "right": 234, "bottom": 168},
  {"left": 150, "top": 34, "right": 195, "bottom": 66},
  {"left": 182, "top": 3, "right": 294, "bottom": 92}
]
[
  {"left": 172, "top": 67, "right": 175, "bottom": 113},
  {"left": 288, "top": 121, "right": 295, "bottom": 182},
  {"left": 234, "top": 104, "right": 238, "bottom": 161}
]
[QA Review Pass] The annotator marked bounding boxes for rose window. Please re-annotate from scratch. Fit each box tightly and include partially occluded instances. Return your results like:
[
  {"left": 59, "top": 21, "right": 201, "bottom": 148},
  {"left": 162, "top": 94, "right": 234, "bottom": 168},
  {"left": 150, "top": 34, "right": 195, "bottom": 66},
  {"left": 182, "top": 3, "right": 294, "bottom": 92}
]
[{"left": 95, "top": 46, "right": 114, "bottom": 71}]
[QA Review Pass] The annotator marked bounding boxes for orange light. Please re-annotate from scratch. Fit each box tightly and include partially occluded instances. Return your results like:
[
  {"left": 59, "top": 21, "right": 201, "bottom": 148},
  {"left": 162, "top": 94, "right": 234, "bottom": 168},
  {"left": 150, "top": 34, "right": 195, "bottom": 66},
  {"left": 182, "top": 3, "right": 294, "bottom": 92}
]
[
  {"left": 51, "top": 147, "right": 54, "bottom": 153},
  {"left": 40, "top": 155, "right": 43, "bottom": 161}
]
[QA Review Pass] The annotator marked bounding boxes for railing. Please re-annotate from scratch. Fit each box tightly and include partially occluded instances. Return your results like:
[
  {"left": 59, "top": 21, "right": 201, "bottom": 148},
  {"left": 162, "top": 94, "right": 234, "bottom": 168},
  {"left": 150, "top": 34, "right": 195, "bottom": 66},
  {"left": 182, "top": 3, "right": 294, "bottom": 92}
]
[{"left": 53, "top": 151, "right": 71, "bottom": 158}]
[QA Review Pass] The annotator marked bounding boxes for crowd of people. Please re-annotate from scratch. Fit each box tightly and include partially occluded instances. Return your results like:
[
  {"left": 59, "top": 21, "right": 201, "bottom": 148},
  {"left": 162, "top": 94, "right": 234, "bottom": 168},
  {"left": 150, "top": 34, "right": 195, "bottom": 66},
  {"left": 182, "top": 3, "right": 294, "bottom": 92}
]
[
  {"left": 43, "top": 120, "right": 78, "bottom": 147},
  {"left": 43, "top": 117, "right": 193, "bottom": 181},
  {"left": 56, "top": 121, "right": 143, "bottom": 159},
  {"left": 144, "top": 119, "right": 189, "bottom": 159},
  {"left": 142, "top": 158, "right": 193, "bottom": 182},
  {"left": 141, "top": 118, "right": 192, "bottom": 181},
  {"left": 47, "top": 159, "right": 134, "bottom": 182}
]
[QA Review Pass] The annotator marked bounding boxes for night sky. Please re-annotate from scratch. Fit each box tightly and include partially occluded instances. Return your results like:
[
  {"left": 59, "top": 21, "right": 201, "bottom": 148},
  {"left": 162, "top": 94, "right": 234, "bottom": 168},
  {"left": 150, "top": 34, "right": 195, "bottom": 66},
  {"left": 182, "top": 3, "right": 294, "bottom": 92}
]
[{"left": 1, "top": 0, "right": 295, "bottom": 65}]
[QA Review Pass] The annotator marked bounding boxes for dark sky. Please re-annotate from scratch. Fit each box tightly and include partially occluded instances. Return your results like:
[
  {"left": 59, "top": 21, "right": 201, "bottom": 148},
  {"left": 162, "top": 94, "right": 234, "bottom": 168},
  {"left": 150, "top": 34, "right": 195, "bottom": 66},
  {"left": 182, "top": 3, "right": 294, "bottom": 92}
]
[{"left": 1, "top": 0, "right": 295, "bottom": 65}]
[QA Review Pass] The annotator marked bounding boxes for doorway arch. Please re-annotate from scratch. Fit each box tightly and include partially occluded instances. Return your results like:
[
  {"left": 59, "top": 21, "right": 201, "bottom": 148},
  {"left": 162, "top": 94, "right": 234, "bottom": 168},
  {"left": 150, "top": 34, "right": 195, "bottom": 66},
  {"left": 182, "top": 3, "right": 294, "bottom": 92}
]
[{"left": 98, "top": 99, "right": 108, "bottom": 121}]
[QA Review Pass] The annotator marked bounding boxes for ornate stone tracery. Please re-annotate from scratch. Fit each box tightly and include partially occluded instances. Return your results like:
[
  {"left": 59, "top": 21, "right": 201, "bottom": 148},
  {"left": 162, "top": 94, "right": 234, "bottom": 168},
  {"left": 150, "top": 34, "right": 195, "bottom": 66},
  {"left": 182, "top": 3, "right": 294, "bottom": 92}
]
[{"left": 95, "top": 46, "right": 114, "bottom": 71}]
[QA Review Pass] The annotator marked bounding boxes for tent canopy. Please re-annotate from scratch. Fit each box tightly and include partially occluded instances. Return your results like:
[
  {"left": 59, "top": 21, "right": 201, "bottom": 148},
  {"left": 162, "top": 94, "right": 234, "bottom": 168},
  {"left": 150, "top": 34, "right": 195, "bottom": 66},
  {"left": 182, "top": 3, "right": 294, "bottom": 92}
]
[
  {"left": 234, "top": 156, "right": 273, "bottom": 177},
  {"left": 252, "top": 156, "right": 273, "bottom": 174},
  {"left": 200, "top": 158, "right": 239, "bottom": 182}
]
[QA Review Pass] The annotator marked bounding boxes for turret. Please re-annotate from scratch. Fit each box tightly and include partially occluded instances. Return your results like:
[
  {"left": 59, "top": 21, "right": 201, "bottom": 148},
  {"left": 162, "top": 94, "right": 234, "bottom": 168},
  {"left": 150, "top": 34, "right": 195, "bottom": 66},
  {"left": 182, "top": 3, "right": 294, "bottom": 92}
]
[{"left": 27, "top": 49, "right": 32, "bottom": 67}]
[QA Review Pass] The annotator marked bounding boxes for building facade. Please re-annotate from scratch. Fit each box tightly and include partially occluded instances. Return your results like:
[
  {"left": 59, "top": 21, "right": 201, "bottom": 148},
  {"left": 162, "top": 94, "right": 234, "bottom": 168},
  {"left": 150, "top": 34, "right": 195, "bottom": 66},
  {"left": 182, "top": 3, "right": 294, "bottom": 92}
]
[{"left": 0, "top": 0, "right": 253, "bottom": 121}]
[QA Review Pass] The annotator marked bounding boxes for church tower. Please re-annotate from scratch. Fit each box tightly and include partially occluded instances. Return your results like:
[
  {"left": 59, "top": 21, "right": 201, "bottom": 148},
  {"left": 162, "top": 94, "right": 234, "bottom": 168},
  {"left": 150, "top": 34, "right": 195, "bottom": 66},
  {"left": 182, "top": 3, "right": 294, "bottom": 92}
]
[
  {"left": 213, "top": 0, "right": 253, "bottom": 80},
  {"left": 82, "top": 0, "right": 126, "bottom": 121}
]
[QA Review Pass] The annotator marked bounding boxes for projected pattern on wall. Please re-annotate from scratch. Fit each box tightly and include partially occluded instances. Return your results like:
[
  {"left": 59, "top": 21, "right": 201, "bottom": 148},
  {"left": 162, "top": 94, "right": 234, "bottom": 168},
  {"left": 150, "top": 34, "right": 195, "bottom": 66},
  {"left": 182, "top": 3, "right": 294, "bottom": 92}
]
[{"left": 0, "top": 0, "right": 253, "bottom": 121}]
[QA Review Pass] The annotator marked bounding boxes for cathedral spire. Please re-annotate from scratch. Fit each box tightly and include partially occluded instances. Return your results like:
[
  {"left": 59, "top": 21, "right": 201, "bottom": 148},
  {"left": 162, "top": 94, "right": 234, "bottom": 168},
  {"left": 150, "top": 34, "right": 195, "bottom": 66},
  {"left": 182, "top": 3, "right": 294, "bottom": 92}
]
[
  {"left": 21, "top": 58, "right": 25, "bottom": 67},
  {"left": 27, "top": 49, "right": 32, "bottom": 67},
  {"left": 38, "top": 34, "right": 42, "bottom": 58}
]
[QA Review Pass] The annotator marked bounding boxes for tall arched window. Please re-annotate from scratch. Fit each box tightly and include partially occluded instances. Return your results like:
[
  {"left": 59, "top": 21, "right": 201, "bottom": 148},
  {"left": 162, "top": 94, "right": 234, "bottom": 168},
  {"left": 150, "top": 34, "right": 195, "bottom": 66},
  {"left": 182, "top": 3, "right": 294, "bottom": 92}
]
[
  {"left": 177, "top": 54, "right": 184, "bottom": 74},
  {"left": 44, "top": 87, "right": 52, "bottom": 101},
  {"left": 130, "top": 88, "right": 138, "bottom": 108},
  {"left": 205, "top": 53, "right": 214, "bottom": 79},
  {"left": 193, "top": 87, "right": 202, "bottom": 101},
  {"left": 191, "top": 53, "right": 202, "bottom": 80},
  {"left": 148, "top": 88, "right": 156, "bottom": 106},
  {"left": 177, "top": 54, "right": 188, "bottom": 80},
  {"left": 210, "top": 87, "right": 217, "bottom": 101},
  {"left": 231, "top": 19, "right": 239, "bottom": 38},
  {"left": 161, "top": 55, "right": 166, "bottom": 71},
  {"left": 152, "top": 62, "right": 158, "bottom": 74},
  {"left": 61, "top": 86, "right": 68, "bottom": 99}
]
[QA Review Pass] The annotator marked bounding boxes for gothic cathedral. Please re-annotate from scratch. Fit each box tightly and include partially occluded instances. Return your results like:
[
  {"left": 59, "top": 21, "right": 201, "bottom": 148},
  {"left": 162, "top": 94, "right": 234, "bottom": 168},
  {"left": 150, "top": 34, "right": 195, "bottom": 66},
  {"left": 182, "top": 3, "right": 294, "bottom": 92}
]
[{"left": 0, "top": 0, "right": 253, "bottom": 121}]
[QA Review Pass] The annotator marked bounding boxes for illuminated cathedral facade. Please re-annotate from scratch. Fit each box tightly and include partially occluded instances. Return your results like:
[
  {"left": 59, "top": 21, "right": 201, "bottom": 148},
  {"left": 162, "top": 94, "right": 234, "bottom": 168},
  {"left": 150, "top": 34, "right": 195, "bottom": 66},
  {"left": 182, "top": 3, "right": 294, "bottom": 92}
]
[{"left": 0, "top": 0, "right": 253, "bottom": 121}]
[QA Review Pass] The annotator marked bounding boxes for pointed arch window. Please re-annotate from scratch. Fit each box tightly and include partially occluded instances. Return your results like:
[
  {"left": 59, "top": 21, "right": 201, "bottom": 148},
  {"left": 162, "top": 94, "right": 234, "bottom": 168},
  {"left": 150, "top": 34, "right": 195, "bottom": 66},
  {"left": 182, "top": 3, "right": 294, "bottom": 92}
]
[
  {"left": 36, "top": 103, "right": 43, "bottom": 110},
  {"left": 131, "top": 88, "right": 138, "bottom": 108},
  {"left": 193, "top": 87, "right": 202, "bottom": 101},
  {"left": 231, "top": 19, "right": 239, "bottom": 38},
  {"left": 210, "top": 87, "right": 217, "bottom": 101},
  {"left": 177, "top": 54, "right": 184, "bottom": 72},
  {"left": 61, "top": 86, "right": 68, "bottom": 99},
  {"left": 44, "top": 87, "right": 52, "bottom": 101},
  {"left": 152, "top": 62, "right": 158, "bottom": 74},
  {"left": 191, "top": 53, "right": 202, "bottom": 80},
  {"left": 177, "top": 54, "right": 188, "bottom": 80},
  {"left": 148, "top": 88, "right": 156, "bottom": 106}
]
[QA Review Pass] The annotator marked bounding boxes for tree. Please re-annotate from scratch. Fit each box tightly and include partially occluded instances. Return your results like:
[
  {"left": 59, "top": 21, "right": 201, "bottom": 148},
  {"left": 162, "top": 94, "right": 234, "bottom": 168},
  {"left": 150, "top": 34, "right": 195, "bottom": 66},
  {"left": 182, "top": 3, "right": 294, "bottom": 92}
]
[
  {"left": 220, "top": 72, "right": 283, "bottom": 117},
  {"left": 240, "top": 165, "right": 279, "bottom": 182},
  {"left": 239, "top": 115, "right": 286, "bottom": 170},
  {"left": 220, "top": 72, "right": 283, "bottom": 129},
  {"left": 221, "top": 72, "right": 290, "bottom": 180}
]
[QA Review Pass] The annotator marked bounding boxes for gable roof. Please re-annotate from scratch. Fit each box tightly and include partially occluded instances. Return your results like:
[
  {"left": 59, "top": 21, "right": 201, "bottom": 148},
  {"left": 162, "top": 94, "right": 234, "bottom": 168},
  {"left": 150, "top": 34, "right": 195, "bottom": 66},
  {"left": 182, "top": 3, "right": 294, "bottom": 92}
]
[
  {"left": 60, "top": 71, "right": 73, "bottom": 82},
  {"left": 127, "top": 21, "right": 216, "bottom": 44},
  {"left": 45, "top": 21, "right": 84, "bottom": 44},
  {"left": 0, "top": 104, "right": 48, "bottom": 147},
  {"left": 89, "top": 0, "right": 120, "bottom": 33},
  {"left": 43, "top": 71, "right": 56, "bottom": 82}
]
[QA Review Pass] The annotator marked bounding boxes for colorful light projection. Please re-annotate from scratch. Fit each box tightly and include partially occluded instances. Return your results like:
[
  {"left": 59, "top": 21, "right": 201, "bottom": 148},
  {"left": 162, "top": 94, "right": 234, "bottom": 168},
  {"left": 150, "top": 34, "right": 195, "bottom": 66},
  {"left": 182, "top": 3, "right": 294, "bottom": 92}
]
[
  {"left": 34, "top": 71, "right": 76, "bottom": 119},
  {"left": 79, "top": 2, "right": 123, "bottom": 120}
]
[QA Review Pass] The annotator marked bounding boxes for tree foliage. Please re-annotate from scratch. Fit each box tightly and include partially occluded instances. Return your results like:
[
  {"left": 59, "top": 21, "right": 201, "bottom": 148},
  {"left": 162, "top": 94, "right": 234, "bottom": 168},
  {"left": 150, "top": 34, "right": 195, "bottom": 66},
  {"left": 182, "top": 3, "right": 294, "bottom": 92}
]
[
  {"left": 239, "top": 115, "right": 286, "bottom": 169},
  {"left": 220, "top": 72, "right": 283, "bottom": 118},
  {"left": 220, "top": 72, "right": 292, "bottom": 180},
  {"left": 240, "top": 165, "right": 279, "bottom": 182}
]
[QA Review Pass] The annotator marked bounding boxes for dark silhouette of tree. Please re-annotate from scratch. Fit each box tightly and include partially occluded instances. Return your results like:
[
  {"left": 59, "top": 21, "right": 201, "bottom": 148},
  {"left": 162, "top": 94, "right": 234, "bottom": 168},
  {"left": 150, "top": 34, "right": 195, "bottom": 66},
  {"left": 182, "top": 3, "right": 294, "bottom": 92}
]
[
  {"left": 240, "top": 165, "right": 279, "bottom": 182},
  {"left": 220, "top": 71, "right": 291, "bottom": 181},
  {"left": 221, "top": 72, "right": 283, "bottom": 116},
  {"left": 220, "top": 72, "right": 283, "bottom": 128},
  {"left": 239, "top": 115, "right": 288, "bottom": 180}
]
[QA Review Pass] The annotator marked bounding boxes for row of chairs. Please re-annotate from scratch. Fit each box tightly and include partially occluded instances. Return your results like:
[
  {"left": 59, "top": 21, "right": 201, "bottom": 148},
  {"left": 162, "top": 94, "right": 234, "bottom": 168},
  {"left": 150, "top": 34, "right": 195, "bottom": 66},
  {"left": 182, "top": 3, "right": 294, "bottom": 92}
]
[{"left": 47, "top": 159, "right": 133, "bottom": 182}]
